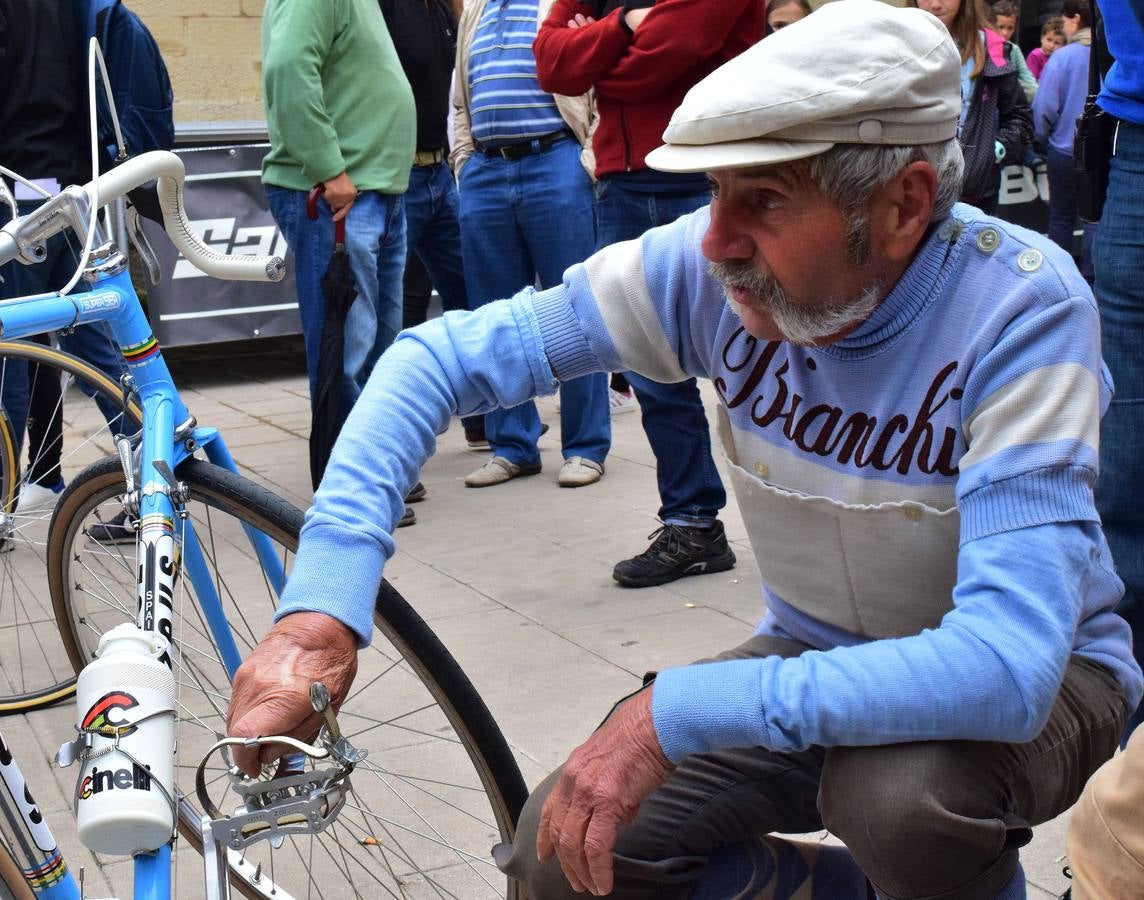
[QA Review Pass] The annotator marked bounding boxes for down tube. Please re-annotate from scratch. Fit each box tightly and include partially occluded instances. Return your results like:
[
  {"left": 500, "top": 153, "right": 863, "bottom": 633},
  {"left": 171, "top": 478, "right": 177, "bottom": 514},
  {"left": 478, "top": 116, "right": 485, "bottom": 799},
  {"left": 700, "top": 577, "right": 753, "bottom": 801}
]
[
  {"left": 202, "top": 436, "right": 287, "bottom": 597},
  {"left": 132, "top": 845, "right": 171, "bottom": 900},
  {"left": 0, "top": 731, "right": 80, "bottom": 899},
  {"left": 174, "top": 433, "right": 288, "bottom": 682}
]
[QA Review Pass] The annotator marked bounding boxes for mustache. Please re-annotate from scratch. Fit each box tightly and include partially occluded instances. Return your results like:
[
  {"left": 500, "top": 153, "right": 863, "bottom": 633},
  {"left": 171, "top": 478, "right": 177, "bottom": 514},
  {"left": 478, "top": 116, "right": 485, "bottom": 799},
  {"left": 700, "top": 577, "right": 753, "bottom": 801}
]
[
  {"left": 707, "top": 259, "right": 882, "bottom": 346},
  {"left": 707, "top": 260, "right": 778, "bottom": 297}
]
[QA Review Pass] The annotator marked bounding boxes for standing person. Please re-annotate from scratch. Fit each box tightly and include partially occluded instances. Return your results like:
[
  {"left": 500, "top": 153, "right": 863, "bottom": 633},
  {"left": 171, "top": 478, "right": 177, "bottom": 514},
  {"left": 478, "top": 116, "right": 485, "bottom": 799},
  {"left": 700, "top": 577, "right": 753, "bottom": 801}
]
[
  {"left": 1033, "top": 0, "right": 1096, "bottom": 279},
  {"left": 226, "top": 7, "right": 1139, "bottom": 897},
  {"left": 986, "top": 1, "right": 1037, "bottom": 101},
  {"left": 913, "top": 0, "right": 1032, "bottom": 213},
  {"left": 381, "top": 0, "right": 467, "bottom": 332},
  {"left": 261, "top": 0, "right": 416, "bottom": 516},
  {"left": 452, "top": 0, "right": 611, "bottom": 490},
  {"left": 1089, "top": 0, "right": 1144, "bottom": 741},
  {"left": 534, "top": 0, "right": 767, "bottom": 587},
  {"left": 381, "top": 0, "right": 482, "bottom": 486},
  {"left": 0, "top": 0, "right": 129, "bottom": 516},
  {"left": 1026, "top": 16, "right": 1065, "bottom": 81},
  {"left": 766, "top": 0, "right": 812, "bottom": 33}
]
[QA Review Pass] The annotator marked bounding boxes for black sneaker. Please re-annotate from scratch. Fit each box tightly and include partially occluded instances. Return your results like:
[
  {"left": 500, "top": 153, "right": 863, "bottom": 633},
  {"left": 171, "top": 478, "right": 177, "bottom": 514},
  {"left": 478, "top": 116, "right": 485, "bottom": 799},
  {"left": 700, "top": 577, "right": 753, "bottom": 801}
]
[
  {"left": 613, "top": 521, "right": 736, "bottom": 588},
  {"left": 88, "top": 510, "right": 137, "bottom": 545},
  {"left": 405, "top": 482, "right": 427, "bottom": 503},
  {"left": 397, "top": 505, "right": 416, "bottom": 528}
]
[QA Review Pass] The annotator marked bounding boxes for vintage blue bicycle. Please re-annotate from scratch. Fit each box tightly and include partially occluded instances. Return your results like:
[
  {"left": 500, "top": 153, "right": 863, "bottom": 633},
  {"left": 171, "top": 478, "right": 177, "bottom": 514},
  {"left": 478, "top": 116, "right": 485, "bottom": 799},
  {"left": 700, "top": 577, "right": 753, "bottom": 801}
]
[{"left": 0, "top": 149, "right": 525, "bottom": 897}]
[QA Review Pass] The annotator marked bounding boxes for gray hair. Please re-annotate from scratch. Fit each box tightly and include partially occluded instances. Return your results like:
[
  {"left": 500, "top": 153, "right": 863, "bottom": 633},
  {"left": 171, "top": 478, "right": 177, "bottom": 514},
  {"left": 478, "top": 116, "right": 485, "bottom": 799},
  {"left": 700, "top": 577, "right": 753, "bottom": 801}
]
[{"left": 804, "top": 139, "right": 964, "bottom": 265}]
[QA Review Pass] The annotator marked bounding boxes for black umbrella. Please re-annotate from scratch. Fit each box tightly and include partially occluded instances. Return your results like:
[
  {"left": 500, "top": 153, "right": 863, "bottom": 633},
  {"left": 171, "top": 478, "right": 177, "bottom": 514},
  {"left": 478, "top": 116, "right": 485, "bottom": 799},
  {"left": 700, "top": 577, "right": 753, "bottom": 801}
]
[{"left": 307, "top": 186, "right": 357, "bottom": 490}]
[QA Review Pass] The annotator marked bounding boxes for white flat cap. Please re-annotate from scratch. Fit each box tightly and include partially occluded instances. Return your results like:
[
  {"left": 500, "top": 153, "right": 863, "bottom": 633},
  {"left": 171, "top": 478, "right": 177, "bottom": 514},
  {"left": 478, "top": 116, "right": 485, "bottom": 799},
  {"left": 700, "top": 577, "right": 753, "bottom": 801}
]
[{"left": 645, "top": 0, "right": 962, "bottom": 173}]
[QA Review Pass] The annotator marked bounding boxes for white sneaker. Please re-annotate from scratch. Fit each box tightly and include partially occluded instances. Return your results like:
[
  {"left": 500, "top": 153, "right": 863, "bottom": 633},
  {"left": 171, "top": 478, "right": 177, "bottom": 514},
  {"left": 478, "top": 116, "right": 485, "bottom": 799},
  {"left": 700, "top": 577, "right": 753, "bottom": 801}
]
[
  {"left": 16, "top": 478, "right": 65, "bottom": 513},
  {"left": 609, "top": 388, "right": 637, "bottom": 415}
]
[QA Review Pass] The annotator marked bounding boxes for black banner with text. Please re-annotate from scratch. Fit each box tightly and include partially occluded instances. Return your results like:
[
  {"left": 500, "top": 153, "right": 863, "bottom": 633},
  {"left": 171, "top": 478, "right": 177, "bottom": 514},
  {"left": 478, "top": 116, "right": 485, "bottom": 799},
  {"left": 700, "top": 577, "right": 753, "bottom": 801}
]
[{"left": 141, "top": 143, "right": 300, "bottom": 347}]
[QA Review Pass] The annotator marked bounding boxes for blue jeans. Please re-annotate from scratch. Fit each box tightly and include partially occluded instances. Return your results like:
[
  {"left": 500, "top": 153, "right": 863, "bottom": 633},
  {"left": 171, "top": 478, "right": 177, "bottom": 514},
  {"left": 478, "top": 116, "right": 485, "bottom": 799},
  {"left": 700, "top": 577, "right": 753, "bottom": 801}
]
[
  {"left": 266, "top": 186, "right": 406, "bottom": 428},
  {"left": 1046, "top": 147, "right": 1096, "bottom": 281},
  {"left": 594, "top": 178, "right": 726, "bottom": 525},
  {"left": 0, "top": 202, "right": 125, "bottom": 466},
  {"left": 404, "top": 161, "right": 479, "bottom": 431},
  {"left": 458, "top": 138, "right": 609, "bottom": 466},
  {"left": 1093, "top": 121, "right": 1144, "bottom": 739},
  {"left": 405, "top": 161, "right": 468, "bottom": 318}
]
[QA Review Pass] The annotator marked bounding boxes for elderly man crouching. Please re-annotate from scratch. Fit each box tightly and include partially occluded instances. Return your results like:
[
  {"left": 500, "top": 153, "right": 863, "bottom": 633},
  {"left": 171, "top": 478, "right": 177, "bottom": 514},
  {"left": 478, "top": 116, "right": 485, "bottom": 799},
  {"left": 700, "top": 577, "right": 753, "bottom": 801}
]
[{"left": 226, "top": 2, "right": 1141, "bottom": 897}]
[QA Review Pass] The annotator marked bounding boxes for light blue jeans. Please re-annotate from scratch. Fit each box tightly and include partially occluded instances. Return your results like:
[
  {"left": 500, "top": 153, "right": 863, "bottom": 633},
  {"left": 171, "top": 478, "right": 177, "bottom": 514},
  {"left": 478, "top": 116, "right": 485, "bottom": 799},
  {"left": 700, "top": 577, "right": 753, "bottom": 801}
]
[
  {"left": 266, "top": 186, "right": 406, "bottom": 428},
  {"left": 458, "top": 138, "right": 609, "bottom": 466}
]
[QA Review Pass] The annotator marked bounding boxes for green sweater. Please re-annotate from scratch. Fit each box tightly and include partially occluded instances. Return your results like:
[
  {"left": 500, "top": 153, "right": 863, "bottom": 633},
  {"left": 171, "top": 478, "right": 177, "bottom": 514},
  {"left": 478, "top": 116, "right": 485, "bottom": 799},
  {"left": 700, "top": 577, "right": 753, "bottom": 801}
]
[{"left": 261, "top": 0, "right": 415, "bottom": 193}]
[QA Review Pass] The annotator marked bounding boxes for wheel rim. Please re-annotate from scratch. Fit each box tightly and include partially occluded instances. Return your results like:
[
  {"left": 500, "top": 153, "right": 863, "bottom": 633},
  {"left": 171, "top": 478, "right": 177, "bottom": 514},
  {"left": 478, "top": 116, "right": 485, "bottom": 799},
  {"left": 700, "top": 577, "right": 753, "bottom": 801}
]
[
  {"left": 0, "top": 342, "right": 141, "bottom": 712},
  {"left": 53, "top": 461, "right": 518, "bottom": 898}
]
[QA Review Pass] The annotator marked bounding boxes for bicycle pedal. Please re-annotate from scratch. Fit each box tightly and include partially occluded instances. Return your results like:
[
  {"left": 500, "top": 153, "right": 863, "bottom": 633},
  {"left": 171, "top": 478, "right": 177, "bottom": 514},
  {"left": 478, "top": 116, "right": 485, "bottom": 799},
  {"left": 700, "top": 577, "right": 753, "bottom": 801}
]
[
  {"left": 195, "top": 689, "right": 367, "bottom": 853},
  {"left": 209, "top": 766, "right": 349, "bottom": 851}
]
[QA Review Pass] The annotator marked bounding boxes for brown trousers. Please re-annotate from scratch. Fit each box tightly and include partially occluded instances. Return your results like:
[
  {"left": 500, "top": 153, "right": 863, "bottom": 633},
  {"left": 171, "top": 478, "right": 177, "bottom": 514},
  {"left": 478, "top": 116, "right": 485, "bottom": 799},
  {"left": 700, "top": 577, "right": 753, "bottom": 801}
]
[{"left": 502, "top": 635, "right": 1127, "bottom": 900}]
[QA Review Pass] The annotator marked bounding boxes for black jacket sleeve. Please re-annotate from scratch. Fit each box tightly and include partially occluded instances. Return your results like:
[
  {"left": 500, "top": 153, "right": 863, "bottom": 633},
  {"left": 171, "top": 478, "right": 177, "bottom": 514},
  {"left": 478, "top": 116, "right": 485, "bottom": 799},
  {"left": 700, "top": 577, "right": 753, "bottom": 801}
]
[{"left": 995, "top": 69, "right": 1033, "bottom": 164}]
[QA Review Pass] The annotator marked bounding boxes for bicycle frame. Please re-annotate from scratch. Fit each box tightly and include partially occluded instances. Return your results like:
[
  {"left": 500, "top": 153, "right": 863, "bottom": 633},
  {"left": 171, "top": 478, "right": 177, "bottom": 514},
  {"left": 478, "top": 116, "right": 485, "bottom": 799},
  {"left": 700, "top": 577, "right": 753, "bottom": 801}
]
[{"left": 0, "top": 254, "right": 287, "bottom": 898}]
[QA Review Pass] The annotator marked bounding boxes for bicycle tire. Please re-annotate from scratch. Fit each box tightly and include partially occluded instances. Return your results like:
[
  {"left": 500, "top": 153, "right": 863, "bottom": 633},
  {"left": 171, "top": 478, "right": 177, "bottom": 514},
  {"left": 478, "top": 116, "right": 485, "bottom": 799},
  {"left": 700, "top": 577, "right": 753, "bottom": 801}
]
[
  {"left": 48, "top": 456, "right": 527, "bottom": 899},
  {"left": 0, "top": 340, "right": 142, "bottom": 715}
]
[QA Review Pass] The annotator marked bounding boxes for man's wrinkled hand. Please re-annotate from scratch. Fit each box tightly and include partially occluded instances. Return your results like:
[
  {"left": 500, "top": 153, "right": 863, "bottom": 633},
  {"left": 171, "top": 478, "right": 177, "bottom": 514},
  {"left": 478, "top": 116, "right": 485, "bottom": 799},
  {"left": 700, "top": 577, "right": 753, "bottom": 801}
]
[
  {"left": 323, "top": 171, "right": 358, "bottom": 222},
  {"left": 536, "top": 688, "right": 674, "bottom": 895},
  {"left": 226, "top": 612, "right": 358, "bottom": 777}
]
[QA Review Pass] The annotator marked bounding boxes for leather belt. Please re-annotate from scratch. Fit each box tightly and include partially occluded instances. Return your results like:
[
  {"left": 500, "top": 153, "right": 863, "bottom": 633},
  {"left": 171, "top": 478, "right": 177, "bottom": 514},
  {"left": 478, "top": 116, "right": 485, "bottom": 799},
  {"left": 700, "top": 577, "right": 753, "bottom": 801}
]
[
  {"left": 413, "top": 149, "right": 446, "bottom": 166},
  {"left": 477, "top": 130, "right": 571, "bottom": 160}
]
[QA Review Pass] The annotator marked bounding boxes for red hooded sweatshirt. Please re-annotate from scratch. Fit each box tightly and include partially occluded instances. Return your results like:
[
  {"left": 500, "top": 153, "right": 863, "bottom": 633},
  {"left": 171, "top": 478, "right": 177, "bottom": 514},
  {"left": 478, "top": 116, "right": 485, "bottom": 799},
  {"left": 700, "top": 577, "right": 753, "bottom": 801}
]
[{"left": 534, "top": 0, "right": 766, "bottom": 178}]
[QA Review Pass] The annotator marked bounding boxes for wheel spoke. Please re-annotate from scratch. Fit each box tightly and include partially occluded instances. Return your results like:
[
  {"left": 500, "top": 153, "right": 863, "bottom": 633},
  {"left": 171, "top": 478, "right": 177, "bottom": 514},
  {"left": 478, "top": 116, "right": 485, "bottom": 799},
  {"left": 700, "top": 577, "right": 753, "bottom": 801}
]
[{"left": 51, "top": 458, "right": 519, "bottom": 897}]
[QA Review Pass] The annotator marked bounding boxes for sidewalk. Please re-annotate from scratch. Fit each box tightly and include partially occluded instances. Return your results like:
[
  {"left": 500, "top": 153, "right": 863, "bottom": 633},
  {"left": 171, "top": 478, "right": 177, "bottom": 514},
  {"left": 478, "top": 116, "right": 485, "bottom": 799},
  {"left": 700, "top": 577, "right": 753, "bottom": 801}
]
[{"left": 4, "top": 337, "right": 1074, "bottom": 898}]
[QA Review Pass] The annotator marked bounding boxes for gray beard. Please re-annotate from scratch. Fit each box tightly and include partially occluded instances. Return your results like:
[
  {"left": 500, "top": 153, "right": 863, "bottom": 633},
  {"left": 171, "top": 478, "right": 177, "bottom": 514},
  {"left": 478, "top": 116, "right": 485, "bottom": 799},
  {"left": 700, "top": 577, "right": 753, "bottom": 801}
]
[{"left": 708, "top": 261, "right": 882, "bottom": 346}]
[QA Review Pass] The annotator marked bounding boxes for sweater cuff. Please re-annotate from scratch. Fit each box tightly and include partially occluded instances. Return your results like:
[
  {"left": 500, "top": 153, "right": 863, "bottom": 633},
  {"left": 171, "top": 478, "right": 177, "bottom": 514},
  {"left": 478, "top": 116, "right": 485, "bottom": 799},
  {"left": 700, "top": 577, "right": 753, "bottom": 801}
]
[
  {"left": 651, "top": 660, "right": 772, "bottom": 763},
  {"left": 531, "top": 285, "right": 601, "bottom": 381},
  {"left": 958, "top": 465, "right": 1098, "bottom": 543},
  {"left": 274, "top": 522, "right": 390, "bottom": 647}
]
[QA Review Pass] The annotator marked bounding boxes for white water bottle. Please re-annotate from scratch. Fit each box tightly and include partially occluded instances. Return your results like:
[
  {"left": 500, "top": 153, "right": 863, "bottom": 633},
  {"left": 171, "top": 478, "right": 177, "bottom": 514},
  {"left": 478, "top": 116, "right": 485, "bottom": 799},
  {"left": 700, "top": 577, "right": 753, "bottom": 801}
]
[{"left": 74, "top": 623, "right": 176, "bottom": 855}]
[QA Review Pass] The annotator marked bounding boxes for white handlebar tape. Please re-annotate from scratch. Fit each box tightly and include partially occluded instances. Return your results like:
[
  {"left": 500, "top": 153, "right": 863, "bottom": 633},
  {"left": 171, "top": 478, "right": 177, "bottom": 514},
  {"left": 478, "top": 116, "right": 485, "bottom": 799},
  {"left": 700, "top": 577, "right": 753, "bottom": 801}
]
[{"left": 91, "top": 151, "right": 285, "bottom": 283}]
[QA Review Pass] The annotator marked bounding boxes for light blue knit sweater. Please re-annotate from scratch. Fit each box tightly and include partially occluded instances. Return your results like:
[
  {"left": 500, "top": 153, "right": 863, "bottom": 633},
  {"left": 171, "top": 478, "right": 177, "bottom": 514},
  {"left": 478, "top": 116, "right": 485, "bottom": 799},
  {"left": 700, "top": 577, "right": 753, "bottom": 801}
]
[{"left": 278, "top": 203, "right": 1141, "bottom": 761}]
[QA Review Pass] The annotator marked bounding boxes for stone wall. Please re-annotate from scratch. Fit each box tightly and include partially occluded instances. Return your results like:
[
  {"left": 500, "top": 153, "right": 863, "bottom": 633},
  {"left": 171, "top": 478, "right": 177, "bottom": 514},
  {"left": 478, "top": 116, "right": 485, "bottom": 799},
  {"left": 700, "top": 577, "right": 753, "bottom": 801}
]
[
  {"left": 134, "top": 0, "right": 266, "bottom": 124},
  {"left": 134, "top": 0, "right": 898, "bottom": 125}
]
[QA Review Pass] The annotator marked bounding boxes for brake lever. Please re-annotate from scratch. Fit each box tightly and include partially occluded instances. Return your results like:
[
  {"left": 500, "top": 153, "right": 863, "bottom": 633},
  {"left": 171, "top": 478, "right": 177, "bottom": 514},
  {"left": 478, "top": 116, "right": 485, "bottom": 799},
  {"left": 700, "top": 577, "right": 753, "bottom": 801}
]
[{"left": 125, "top": 205, "right": 161, "bottom": 286}]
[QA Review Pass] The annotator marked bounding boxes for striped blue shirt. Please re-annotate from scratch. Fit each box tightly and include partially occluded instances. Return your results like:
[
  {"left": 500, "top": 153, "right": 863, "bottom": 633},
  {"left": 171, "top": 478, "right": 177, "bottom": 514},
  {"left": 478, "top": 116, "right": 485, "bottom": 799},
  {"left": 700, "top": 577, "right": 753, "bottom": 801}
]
[{"left": 467, "top": 0, "right": 564, "bottom": 145}]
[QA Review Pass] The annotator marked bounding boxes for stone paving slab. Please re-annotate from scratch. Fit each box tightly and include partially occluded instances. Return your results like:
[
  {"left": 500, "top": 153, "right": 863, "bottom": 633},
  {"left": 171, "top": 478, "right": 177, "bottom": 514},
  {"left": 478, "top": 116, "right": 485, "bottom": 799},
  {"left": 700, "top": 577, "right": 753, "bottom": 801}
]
[{"left": 0, "top": 337, "right": 1073, "bottom": 898}]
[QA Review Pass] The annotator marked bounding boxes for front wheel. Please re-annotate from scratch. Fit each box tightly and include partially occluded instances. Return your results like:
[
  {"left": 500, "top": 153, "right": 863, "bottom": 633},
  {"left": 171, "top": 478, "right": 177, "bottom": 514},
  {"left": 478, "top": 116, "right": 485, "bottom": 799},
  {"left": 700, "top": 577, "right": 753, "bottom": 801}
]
[{"left": 48, "top": 457, "right": 527, "bottom": 898}]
